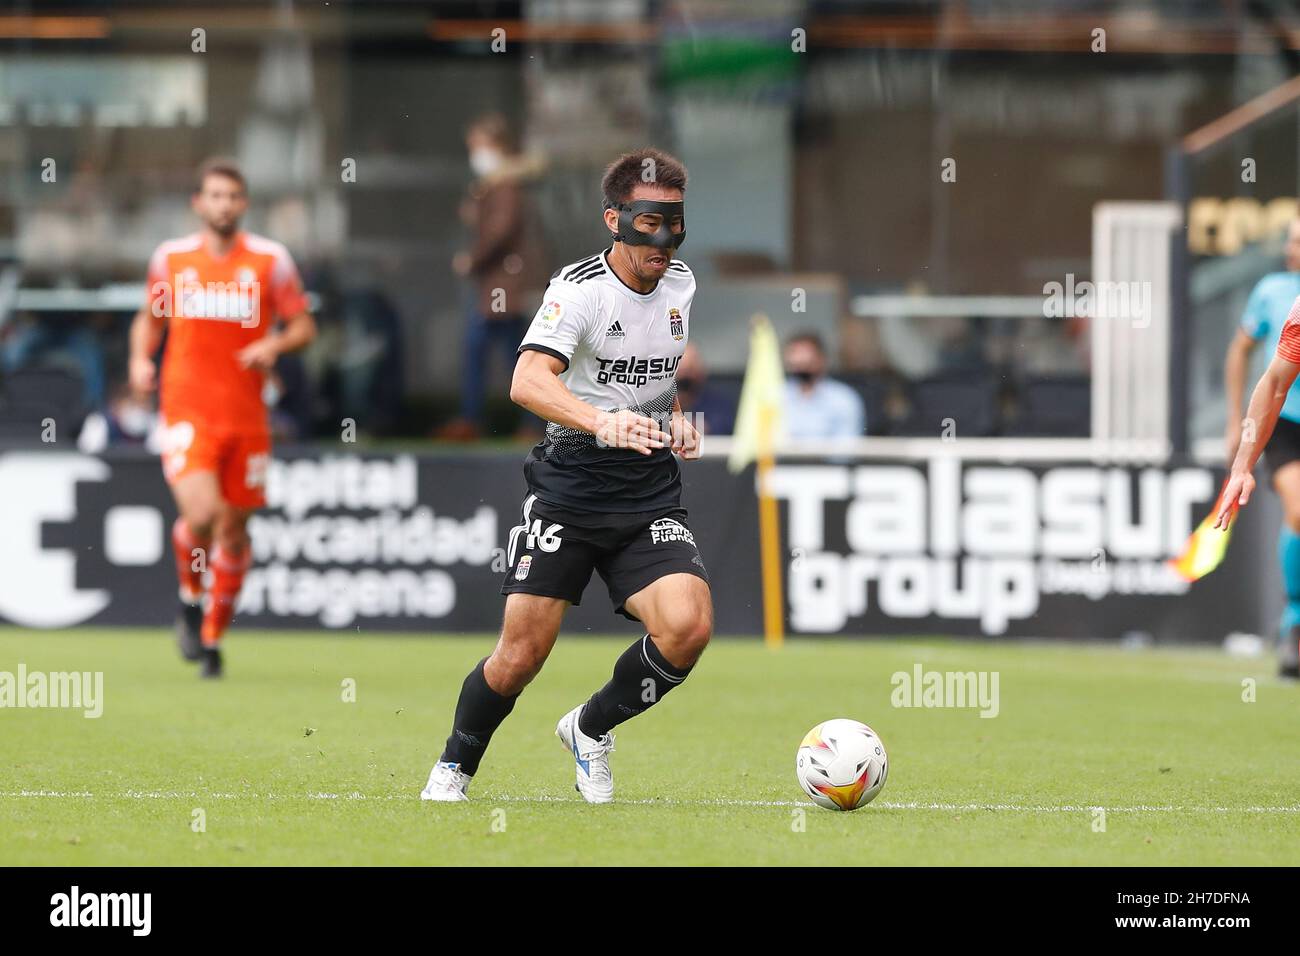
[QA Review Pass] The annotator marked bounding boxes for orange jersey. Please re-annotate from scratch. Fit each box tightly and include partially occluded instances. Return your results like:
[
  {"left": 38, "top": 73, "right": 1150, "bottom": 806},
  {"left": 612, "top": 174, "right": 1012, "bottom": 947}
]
[
  {"left": 1281, "top": 296, "right": 1300, "bottom": 364},
  {"left": 147, "top": 231, "right": 308, "bottom": 435}
]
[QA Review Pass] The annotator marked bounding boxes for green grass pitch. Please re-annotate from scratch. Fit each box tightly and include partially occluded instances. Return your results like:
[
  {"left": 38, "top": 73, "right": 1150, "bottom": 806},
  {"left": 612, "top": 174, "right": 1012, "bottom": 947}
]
[{"left": 1, "top": 627, "right": 1298, "bottom": 866}]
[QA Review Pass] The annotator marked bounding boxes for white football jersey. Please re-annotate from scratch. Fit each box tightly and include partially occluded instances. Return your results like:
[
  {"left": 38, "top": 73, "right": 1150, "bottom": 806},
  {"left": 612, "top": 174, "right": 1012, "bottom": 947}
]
[{"left": 517, "top": 247, "right": 695, "bottom": 513}]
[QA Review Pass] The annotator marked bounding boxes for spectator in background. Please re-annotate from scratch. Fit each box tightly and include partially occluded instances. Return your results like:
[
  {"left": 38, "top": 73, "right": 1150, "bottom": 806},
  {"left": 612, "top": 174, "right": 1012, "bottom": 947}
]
[
  {"left": 77, "top": 382, "right": 161, "bottom": 453},
  {"left": 438, "top": 113, "right": 544, "bottom": 440},
  {"left": 335, "top": 285, "right": 404, "bottom": 437},
  {"left": 265, "top": 352, "right": 314, "bottom": 442},
  {"left": 783, "top": 331, "right": 865, "bottom": 440},
  {"left": 676, "top": 343, "right": 736, "bottom": 435}
]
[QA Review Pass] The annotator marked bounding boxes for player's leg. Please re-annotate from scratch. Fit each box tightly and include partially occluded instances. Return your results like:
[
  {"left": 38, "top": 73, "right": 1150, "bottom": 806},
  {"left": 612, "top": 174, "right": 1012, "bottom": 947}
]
[
  {"left": 165, "top": 443, "right": 223, "bottom": 663},
  {"left": 424, "top": 493, "right": 597, "bottom": 801},
  {"left": 556, "top": 513, "right": 711, "bottom": 803},
  {"left": 1272, "top": 460, "right": 1300, "bottom": 677},
  {"left": 422, "top": 594, "right": 567, "bottom": 802},
  {"left": 196, "top": 503, "right": 255, "bottom": 677},
  {"left": 582, "top": 572, "right": 712, "bottom": 737},
  {"left": 194, "top": 433, "right": 268, "bottom": 678}
]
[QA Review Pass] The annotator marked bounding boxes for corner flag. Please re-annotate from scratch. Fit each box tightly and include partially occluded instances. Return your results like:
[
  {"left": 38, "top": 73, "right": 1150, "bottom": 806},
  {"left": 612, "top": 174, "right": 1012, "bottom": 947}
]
[
  {"left": 728, "top": 315, "right": 786, "bottom": 647},
  {"left": 727, "top": 315, "right": 784, "bottom": 475},
  {"left": 1169, "top": 478, "right": 1237, "bottom": 582}
]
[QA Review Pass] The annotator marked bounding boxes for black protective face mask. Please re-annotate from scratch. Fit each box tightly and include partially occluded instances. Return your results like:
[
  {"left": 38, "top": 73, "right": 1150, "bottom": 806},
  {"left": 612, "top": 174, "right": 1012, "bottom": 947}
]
[
  {"left": 606, "top": 199, "right": 685, "bottom": 251},
  {"left": 792, "top": 370, "right": 818, "bottom": 386}
]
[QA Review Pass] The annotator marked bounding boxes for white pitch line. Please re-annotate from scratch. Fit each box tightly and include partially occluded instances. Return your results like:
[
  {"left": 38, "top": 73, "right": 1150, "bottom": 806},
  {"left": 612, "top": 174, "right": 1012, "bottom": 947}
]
[{"left": 1, "top": 790, "right": 1299, "bottom": 814}]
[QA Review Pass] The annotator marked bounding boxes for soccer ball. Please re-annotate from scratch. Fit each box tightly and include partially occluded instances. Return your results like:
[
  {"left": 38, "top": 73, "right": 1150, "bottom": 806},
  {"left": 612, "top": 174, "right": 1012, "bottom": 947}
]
[{"left": 795, "top": 718, "right": 888, "bottom": 811}]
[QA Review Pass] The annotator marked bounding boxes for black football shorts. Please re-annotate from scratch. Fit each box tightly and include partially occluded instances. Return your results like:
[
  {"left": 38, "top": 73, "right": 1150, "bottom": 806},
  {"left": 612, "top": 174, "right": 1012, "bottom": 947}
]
[
  {"left": 1264, "top": 416, "right": 1300, "bottom": 482},
  {"left": 500, "top": 493, "right": 710, "bottom": 621}
]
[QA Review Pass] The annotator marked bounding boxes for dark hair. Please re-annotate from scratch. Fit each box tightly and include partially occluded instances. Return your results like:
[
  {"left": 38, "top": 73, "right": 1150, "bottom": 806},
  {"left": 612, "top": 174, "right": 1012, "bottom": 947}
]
[
  {"left": 601, "top": 147, "right": 688, "bottom": 206},
  {"left": 786, "top": 331, "right": 827, "bottom": 356},
  {"left": 194, "top": 157, "right": 247, "bottom": 195}
]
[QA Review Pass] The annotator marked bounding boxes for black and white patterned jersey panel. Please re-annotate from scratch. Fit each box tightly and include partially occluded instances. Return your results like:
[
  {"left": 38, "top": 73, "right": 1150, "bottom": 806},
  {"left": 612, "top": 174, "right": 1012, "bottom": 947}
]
[
  {"left": 518, "top": 248, "right": 696, "bottom": 514},
  {"left": 542, "top": 381, "right": 679, "bottom": 457}
]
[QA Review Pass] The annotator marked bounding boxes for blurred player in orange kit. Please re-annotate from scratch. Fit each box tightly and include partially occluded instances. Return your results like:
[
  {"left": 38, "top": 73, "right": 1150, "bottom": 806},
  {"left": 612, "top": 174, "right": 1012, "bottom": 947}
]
[{"left": 128, "top": 158, "right": 316, "bottom": 678}]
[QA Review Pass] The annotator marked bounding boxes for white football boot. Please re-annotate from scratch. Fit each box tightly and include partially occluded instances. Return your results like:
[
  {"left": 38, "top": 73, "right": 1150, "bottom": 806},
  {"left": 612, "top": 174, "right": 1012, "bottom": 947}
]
[
  {"left": 556, "top": 704, "right": 615, "bottom": 804},
  {"left": 420, "top": 761, "right": 471, "bottom": 802}
]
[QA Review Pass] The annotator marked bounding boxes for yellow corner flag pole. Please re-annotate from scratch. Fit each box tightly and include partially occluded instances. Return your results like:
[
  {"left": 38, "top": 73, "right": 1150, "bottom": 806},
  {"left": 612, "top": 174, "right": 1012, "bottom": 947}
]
[
  {"left": 757, "top": 403, "right": 784, "bottom": 649},
  {"left": 728, "top": 315, "right": 786, "bottom": 648}
]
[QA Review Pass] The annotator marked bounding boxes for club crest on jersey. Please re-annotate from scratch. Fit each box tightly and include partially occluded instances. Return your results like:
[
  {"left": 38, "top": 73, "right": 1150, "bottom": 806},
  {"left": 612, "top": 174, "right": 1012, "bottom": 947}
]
[
  {"left": 668, "top": 308, "right": 684, "bottom": 341},
  {"left": 649, "top": 518, "right": 695, "bottom": 546},
  {"left": 514, "top": 555, "right": 533, "bottom": 581}
]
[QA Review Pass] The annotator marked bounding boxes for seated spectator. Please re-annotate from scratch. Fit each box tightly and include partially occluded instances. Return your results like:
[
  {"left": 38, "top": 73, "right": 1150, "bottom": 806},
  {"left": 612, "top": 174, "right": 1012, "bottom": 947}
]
[
  {"left": 77, "top": 383, "right": 161, "bottom": 454},
  {"left": 676, "top": 343, "right": 736, "bottom": 435},
  {"left": 782, "top": 331, "right": 865, "bottom": 440},
  {"left": 266, "top": 351, "right": 314, "bottom": 441}
]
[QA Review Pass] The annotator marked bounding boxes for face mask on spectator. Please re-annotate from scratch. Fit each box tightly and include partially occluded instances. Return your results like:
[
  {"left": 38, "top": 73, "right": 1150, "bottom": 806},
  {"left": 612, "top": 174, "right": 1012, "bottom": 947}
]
[
  {"left": 118, "top": 405, "right": 153, "bottom": 437},
  {"left": 470, "top": 148, "right": 504, "bottom": 179},
  {"left": 792, "top": 370, "right": 817, "bottom": 386},
  {"left": 263, "top": 379, "right": 282, "bottom": 407}
]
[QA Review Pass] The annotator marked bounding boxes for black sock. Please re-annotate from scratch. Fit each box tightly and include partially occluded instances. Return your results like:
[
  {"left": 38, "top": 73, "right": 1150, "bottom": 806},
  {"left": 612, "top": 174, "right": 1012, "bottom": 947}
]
[
  {"left": 579, "top": 634, "right": 693, "bottom": 739},
  {"left": 440, "top": 658, "right": 519, "bottom": 776}
]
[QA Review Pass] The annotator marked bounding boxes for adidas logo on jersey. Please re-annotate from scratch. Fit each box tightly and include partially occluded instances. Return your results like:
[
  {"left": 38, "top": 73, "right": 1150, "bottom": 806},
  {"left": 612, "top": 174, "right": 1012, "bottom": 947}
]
[{"left": 605, "top": 321, "right": 625, "bottom": 338}]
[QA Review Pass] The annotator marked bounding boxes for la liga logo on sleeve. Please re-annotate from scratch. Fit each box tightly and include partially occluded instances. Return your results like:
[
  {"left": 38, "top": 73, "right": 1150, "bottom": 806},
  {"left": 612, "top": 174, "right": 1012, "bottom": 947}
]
[{"left": 533, "top": 300, "right": 563, "bottom": 336}]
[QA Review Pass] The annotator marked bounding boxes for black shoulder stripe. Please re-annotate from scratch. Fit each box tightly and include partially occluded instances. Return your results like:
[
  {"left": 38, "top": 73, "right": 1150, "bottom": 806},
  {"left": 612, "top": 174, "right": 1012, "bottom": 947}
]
[
  {"left": 562, "top": 255, "right": 602, "bottom": 280},
  {"left": 570, "top": 262, "right": 606, "bottom": 283}
]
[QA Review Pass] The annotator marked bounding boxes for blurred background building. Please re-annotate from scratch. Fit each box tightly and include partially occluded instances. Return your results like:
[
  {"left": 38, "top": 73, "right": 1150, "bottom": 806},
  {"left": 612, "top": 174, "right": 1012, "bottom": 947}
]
[{"left": 0, "top": 0, "right": 1297, "bottom": 451}]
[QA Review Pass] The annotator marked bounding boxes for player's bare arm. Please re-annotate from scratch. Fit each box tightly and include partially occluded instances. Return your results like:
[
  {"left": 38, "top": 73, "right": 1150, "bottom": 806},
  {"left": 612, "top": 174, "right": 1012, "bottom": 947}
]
[
  {"left": 510, "top": 348, "right": 669, "bottom": 455},
  {"left": 1218, "top": 353, "right": 1300, "bottom": 527},
  {"left": 670, "top": 393, "right": 701, "bottom": 460},
  {"left": 1224, "top": 327, "right": 1256, "bottom": 460},
  {"left": 236, "top": 308, "right": 317, "bottom": 371},
  {"left": 127, "top": 305, "right": 166, "bottom": 395}
]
